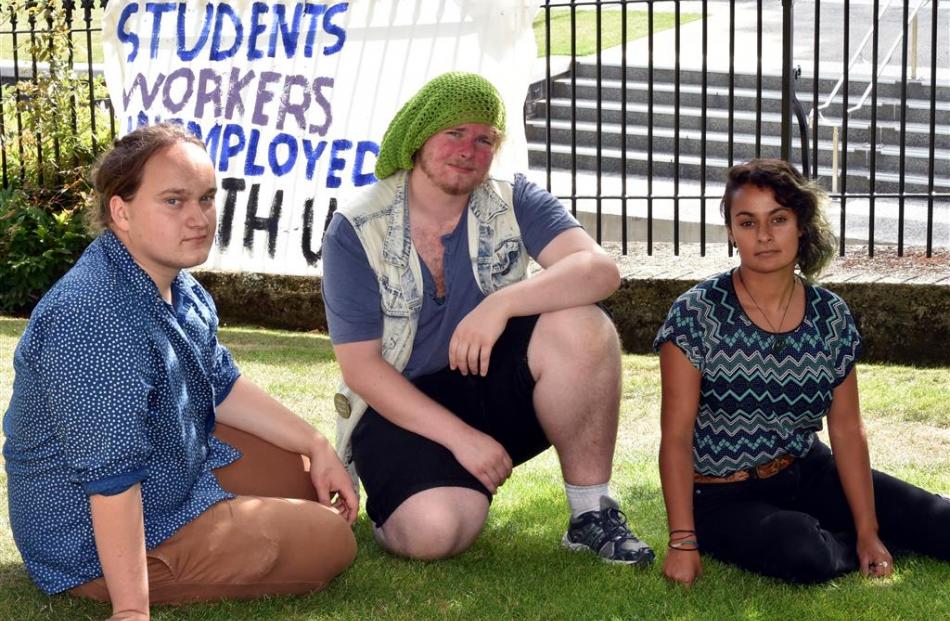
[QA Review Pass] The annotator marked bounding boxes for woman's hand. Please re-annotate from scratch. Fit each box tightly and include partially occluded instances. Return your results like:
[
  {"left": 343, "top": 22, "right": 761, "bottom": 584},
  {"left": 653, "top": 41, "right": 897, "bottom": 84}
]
[
  {"left": 857, "top": 532, "right": 894, "bottom": 578},
  {"left": 663, "top": 548, "right": 703, "bottom": 586}
]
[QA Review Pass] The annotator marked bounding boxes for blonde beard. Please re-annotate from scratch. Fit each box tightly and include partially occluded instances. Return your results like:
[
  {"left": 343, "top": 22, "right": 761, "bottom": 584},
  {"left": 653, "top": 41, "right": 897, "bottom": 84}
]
[{"left": 416, "top": 154, "right": 488, "bottom": 197}]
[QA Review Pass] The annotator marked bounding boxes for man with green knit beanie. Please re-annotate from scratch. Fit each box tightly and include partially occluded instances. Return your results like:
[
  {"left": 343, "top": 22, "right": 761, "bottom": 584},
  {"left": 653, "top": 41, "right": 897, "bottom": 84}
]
[
  {"left": 374, "top": 71, "right": 507, "bottom": 180},
  {"left": 321, "top": 72, "right": 654, "bottom": 568}
]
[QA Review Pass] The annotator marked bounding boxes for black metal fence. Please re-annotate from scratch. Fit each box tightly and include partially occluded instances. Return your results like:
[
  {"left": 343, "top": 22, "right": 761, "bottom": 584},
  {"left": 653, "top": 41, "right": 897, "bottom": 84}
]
[
  {"left": 0, "top": 0, "right": 114, "bottom": 188},
  {"left": 1, "top": 0, "right": 947, "bottom": 257},
  {"left": 530, "top": 0, "right": 948, "bottom": 257}
]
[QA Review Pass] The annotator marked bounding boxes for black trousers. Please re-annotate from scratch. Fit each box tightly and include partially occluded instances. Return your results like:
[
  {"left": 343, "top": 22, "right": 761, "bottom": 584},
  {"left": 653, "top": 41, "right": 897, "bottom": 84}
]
[{"left": 694, "top": 441, "right": 950, "bottom": 583}]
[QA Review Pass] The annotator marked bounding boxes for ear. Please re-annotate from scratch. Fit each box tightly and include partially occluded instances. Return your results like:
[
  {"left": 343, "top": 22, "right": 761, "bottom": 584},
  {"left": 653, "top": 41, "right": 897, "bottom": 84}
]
[{"left": 108, "top": 195, "right": 131, "bottom": 233}]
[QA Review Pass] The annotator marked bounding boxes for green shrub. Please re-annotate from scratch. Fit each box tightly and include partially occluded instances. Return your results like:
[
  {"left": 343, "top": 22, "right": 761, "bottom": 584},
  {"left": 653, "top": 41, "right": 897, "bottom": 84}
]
[
  {"left": 0, "top": 0, "right": 112, "bottom": 189},
  {"left": 0, "top": 186, "right": 91, "bottom": 314},
  {"left": 0, "top": 0, "right": 110, "bottom": 314}
]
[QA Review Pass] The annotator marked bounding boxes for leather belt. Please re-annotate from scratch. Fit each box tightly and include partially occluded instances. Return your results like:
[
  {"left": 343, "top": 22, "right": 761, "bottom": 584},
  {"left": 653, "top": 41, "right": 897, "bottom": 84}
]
[{"left": 694, "top": 454, "right": 795, "bottom": 484}]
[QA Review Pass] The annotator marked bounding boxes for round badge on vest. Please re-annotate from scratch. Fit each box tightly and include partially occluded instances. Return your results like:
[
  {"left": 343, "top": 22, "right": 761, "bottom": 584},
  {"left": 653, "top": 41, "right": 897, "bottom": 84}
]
[{"left": 334, "top": 393, "right": 351, "bottom": 418}]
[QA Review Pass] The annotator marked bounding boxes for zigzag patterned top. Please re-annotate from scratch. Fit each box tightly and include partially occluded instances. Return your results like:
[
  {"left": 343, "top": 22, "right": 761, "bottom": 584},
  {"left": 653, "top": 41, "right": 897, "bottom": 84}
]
[{"left": 654, "top": 270, "right": 861, "bottom": 476}]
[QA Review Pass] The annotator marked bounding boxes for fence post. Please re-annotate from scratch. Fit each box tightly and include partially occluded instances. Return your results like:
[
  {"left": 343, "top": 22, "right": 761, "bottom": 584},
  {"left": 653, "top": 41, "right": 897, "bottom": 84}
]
[{"left": 781, "top": 0, "right": 794, "bottom": 162}]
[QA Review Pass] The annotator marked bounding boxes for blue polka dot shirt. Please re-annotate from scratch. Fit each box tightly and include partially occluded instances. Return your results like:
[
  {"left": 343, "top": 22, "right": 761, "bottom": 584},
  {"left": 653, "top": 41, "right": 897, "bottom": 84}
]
[{"left": 3, "top": 230, "right": 241, "bottom": 595}]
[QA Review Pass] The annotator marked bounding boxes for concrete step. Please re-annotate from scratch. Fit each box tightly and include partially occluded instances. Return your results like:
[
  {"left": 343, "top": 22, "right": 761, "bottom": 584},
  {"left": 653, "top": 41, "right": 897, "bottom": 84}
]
[
  {"left": 547, "top": 76, "right": 950, "bottom": 125},
  {"left": 533, "top": 98, "right": 950, "bottom": 150},
  {"left": 526, "top": 141, "right": 950, "bottom": 194},
  {"left": 526, "top": 118, "right": 950, "bottom": 177},
  {"left": 574, "top": 63, "right": 950, "bottom": 103}
]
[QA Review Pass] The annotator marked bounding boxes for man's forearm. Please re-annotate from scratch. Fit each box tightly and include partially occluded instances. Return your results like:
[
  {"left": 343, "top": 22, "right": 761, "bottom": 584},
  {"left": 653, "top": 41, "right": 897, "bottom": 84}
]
[
  {"left": 89, "top": 485, "right": 149, "bottom": 619},
  {"left": 339, "top": 348, "right": 477, "bottom": 451},
  {"left": 490, "top": 249, "right": 619, "bottom": 318},
  {"left": 215, "top": 376, "right": 327, "bottom": 458}
]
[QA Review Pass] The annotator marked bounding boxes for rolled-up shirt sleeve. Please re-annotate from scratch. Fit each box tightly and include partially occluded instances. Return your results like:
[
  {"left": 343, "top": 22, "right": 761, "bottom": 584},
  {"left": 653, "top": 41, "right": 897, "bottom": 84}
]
[
  {"left": 32, "top": 303, "right": 153, "bottom": 496},
  {"left": 209, "top": 340, "right": 240, "bottom": 406}
]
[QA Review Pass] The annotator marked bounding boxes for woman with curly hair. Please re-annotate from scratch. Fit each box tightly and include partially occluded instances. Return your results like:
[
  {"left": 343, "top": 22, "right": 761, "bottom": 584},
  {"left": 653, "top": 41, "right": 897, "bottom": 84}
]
[{"left": 655, "top": 158, "right": 950, "bottom": 585}]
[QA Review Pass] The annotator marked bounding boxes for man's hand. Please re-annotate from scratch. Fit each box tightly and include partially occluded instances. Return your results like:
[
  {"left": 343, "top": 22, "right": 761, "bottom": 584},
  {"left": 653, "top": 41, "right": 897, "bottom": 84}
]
[
  {"left": 449, "top": 428, "right": 513, "bottom": 493},
  {"left": 449, "top": 296, "right": 509, "bottom": 376},
  {"left": 663, "top": 549, "right": 703, "bottom": 586},
  {"left": 309, "top": 440, "right": 359, "bottom": 525},
  {"left": 857, "top": 531, "right": 894, "bottom": 578}
]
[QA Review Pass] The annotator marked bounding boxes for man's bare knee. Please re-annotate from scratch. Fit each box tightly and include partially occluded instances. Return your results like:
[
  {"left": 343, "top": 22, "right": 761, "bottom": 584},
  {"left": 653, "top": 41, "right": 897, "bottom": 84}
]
[
  {"left": 530, "top": 305, "right": 619, "bottom": 377},
  {"left": 376, "top": 488, "right": 489, "bottom": 560}
]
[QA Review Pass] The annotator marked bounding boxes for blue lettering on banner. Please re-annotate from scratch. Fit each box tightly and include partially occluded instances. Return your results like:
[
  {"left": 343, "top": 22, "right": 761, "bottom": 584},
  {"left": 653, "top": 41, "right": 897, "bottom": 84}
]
[
  {"left": 210, "top": 3, "right": 244, "bottom": 61},
  {"left": 353, "top": 141, "right": 378, "bottom": 187},
  {"left": 321, "top": 2, "right": 347, "bottom": 55},
  {"left": 301, "top": 3, "right": 326, "bottom": 57},
  {"left": 115, "top": 2, "right": 351, "bottom": 63},
  {"left": 270, "top": 3, "right": 306, "bottom": 57},
  {"left": 302, "top": 138, "right": 327, "bottom": 179},
  {"left": 145, "top": 2, "right": 176, "bottom": 59},
  {"left": 218, "top": 124, "right": 246, "bottom": 171},
  {"left": 132, "top": 114, "right": 377, "bottom": 186},
  {"left": 117, "top": 3, "right": 140, "bottom": 61},
  {"left": 268, "top": 133, "right": 298, "bottom": 176},
  {"left": 244, "top": 128, "right": 266, "bottom": 175},
  {"left": 325, "top": 138, "right": 351, "bottom": 189},
  {"left": 178, "top": 3, "right": 213, "bottom": 61},
  {"left": 247, "top": 2, "right": 268, "bottom": 60}
]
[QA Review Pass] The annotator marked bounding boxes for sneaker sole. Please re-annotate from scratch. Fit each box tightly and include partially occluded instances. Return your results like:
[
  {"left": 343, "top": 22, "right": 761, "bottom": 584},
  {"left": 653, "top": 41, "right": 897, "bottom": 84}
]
[{"left": 561, "top": 534, "right": 655, "bottom": 567}]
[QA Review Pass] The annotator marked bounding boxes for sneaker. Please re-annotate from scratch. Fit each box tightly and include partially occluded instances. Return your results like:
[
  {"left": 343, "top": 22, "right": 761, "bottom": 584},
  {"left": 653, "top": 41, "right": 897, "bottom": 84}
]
[{"left": 561, "top": 496, "right": 655, "bottom": 566}]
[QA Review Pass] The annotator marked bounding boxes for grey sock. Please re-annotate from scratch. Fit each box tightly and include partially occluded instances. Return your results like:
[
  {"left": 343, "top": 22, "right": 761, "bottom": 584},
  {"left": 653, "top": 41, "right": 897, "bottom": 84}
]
[{"left": 564, "top": 482, "right": 610, "bottom": 519}]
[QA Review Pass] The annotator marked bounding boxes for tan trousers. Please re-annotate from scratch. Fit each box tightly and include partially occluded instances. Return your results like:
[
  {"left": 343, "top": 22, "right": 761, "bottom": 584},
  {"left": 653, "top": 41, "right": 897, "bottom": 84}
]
[{"left": 70, "top": 424, "right": 357, "bottom": 605}]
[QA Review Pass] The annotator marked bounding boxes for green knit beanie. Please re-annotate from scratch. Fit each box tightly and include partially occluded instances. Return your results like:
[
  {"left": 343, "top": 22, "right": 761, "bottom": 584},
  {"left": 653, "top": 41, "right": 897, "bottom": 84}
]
[{"left": 374, "top": 72, "right": 506, "bottom": 179}]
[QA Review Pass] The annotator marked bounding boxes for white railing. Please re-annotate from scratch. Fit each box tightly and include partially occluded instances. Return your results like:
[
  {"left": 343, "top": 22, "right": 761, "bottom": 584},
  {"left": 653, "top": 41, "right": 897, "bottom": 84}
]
[{"left": 809, "top": 0, "right": 933, "bottom": 191}]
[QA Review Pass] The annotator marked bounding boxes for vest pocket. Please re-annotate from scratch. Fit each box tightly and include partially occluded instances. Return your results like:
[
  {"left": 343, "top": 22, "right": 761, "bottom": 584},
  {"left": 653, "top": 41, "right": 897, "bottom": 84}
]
[
  {"left": 380, "top": 276, "right": 411, "bottom": 318},
  {"left": 491, "top": 238, "right": 526, "bottom": 287}
]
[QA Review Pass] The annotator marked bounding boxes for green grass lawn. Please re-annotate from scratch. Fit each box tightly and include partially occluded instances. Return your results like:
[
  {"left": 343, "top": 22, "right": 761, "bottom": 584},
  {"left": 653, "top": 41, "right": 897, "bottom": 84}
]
[
  {"left": 533, "top": 7, "right": 703, "bottom": 57},
  {"left": 1, "top": 316, "right": 949, "bottom": 621}
]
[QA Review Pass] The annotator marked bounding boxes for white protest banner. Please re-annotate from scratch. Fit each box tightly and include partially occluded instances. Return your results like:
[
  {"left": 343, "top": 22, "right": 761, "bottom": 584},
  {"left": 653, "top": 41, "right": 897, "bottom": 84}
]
[{"left": 101, "top": 0, "right": 539, "bottom": 275}]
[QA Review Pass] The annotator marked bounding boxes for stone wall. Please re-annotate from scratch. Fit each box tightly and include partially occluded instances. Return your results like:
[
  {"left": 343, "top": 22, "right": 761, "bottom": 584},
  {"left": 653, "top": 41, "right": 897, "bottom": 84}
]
[
  {"left": 195, "top": 271, "right": 328, "bottom": 332},
  {"left": 603, "top": 278, "right": 950, "bottom": 366},
  {"left": 194, "top": 271, "right": 950, "bottom": 366}
]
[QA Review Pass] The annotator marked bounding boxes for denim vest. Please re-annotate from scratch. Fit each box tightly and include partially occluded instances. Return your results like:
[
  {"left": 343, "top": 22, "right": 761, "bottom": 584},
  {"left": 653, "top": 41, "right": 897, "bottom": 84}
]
[{"left": 333, "top": 170, "right": 528, "bottom": 487}]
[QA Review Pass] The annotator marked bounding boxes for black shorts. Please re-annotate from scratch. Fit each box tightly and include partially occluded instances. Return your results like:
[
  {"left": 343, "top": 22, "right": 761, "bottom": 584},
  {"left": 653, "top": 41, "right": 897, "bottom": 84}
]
[{"left": 351, "top": 314, "right": 551, "bottom": 526}]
